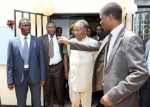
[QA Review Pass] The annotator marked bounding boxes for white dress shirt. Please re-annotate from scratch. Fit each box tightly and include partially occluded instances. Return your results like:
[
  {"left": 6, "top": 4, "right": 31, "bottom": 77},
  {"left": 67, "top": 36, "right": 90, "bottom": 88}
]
[
  {"left": 20, "top": 34, "right": 31, "bottom": 68},
  {"left": 107, "top": 24, "right": 124, "bottom": 61},
  {"left": 48, "top": 34, "right": 62, "bottom": 65}
]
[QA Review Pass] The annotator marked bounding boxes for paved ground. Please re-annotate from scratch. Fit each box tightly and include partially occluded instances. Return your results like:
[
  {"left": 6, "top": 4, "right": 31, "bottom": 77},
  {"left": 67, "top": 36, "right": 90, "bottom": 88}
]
[
  {"left": 1, "top": 104, "right": 96, "bottom": 107},
  {"left": 1, "top": 103, "right": 96, "bottom": 107}
]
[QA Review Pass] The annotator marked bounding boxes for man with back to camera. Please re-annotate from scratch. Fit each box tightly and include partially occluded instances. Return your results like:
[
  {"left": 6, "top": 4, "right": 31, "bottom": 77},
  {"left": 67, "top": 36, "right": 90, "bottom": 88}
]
[
  {"left": 58, "top": 2, "right": 149, "bottom": 107},
  {"left": 7, "top": 18, "right": 45, "bottom": 107}
]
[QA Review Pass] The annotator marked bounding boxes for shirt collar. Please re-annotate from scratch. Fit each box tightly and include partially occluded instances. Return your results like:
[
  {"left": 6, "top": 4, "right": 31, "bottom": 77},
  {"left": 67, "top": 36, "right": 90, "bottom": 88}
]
[
  {"left": 76, "top": 35, "right": 88, "bottom": 42},
  {"left": 20, "top": 33, "right": 31, "bottom": 40},
  {"left": 82, "top": 35, "right": 88, "bottom": 41},
  {"left": 111, "top": 24, "right": 124, "bottom": 37},
  {"left": 48, "top": 34, "right": 56, "bottom": 39}
]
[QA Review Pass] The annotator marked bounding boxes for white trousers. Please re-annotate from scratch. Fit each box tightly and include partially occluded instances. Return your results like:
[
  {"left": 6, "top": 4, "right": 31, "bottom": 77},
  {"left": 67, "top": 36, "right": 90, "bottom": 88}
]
[{"left": 69, "top": 88, "right": 92, "bottom": 107}]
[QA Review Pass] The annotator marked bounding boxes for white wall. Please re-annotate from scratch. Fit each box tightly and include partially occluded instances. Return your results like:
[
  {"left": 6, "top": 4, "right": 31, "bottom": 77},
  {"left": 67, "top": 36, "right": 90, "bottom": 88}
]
[
  {"left": 0, "top": 0, "right": 123, "bottom": 26},
  {"left": 51, "top": 18, "right": 77, "bottom": 38},
  {"left": 0, "top": 65, "right": 44, "bottom": 105},
  {"left": 0, "top": 27, "right": 14, "bottom": 64}
]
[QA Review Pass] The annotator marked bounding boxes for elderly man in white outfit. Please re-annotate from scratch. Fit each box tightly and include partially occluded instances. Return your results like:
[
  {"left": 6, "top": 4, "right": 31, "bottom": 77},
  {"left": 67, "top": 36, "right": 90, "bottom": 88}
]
[{"left": 60, "top": 20, "right": 99, "bottom": 107}]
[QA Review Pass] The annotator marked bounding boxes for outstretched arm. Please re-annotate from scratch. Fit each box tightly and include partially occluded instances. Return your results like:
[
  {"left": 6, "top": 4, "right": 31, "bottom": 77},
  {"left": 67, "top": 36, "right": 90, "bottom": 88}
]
[{"left": 58, "top": 36, "right": 100, "bottom": 51}]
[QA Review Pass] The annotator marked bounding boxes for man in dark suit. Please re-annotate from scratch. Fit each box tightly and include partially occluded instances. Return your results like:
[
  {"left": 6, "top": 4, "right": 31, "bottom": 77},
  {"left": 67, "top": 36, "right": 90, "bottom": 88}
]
[
  {"left": 40, "top": 22, "right": 64, "bottom": 107},
  {"left": 139, "top": 38, "right": 150, "bottom": 107},
  {"left": 58, "top": 2, "right": 149, "bottom": 107},
  {"left": 7, "top": 18, "right": 45, "bottom": 107}
]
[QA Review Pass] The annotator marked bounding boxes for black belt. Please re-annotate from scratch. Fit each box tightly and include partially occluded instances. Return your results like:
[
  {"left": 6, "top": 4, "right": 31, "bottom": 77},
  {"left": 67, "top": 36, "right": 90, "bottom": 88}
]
[{"left": 49, "top": 61, "right": 62, "bottom": 67}]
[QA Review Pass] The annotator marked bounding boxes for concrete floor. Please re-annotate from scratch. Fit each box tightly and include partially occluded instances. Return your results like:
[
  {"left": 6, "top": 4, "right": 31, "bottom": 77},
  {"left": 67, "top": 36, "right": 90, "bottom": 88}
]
[
  {"left": 1, "top": 104, "right": 96, "bottom": 107},
  {"left": 1, "top": 102, "right": 97, "bottom": 107}
]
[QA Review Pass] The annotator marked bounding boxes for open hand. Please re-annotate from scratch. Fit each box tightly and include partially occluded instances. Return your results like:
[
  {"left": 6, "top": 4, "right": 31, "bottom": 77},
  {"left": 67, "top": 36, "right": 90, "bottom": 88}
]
[{"left": 58, "top": 36, "right": 70, "bottom": 45}]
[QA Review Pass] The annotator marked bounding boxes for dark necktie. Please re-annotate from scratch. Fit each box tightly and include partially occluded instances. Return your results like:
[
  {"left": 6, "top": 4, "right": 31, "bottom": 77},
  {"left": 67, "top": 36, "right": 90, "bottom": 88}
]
[
  {"left": 49, "top": 36, "right": 54, "bottom": 58},
  {"left": 106, "top": 33, "right": 112, "bottom": 62},
  {"left": 22, "top": 36, "right": 29, "bottom": 64}
]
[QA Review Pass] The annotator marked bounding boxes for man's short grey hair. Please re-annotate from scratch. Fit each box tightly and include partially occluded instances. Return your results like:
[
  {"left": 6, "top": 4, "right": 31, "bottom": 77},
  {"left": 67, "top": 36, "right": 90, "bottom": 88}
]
[{"left": 75, "top": 20, "right": 89, "bottom": 30}]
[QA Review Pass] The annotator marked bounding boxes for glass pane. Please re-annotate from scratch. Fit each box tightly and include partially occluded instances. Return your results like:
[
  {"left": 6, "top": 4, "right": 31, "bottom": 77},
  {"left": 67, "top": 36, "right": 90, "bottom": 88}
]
[{"left": 133, "top": 9, "right": 150, "bottom": 40}]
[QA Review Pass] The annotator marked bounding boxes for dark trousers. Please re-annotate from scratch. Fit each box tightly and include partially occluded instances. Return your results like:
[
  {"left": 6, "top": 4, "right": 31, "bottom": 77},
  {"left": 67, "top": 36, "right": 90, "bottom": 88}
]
[
  {"left": 92, "top": 91, "right": 104, "bottom": 107},
  {"left": 44, "top": 62, "right": 64, "bottom": 107},
  {"left": 140, "top": 76, "right": 150, "bottom": 107},
  {"left": 64, "top": 80, "right": 70, "bottom": 102},
  {"left": 15, "top": 70, "right": 41, "bottom": 107}
]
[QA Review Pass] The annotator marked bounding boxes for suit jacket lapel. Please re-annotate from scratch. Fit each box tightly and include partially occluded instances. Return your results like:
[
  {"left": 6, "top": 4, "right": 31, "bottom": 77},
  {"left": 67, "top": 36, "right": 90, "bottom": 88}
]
[
  {"left": 145, "top": 39, "right": 150, "bottom": 58},
  {"left": 105, "top": 26, "right": 126, "bottom": 70},
  {"left": 104, "top": 42, "right": 108, "bottom": 69},
  {"left": 96, "top": 36, "right": 108, "bottom": 69},
  {"left": 98, "top": 36, "right": 108, "bottom": 53},
  {"left": 105, "top": 38, "right": 122, "bottom": 69},
  {"left": 29, "top": 35, "right": 34, "bottom": 59},
  {"left": 17, "top": 37, "right": 23, "bottom": 58},
  {"left": 45, "top": 34, "right": 49, "bottom": 49},
  {"left": 44, "top": 34, "right": 50, "bottom": 63}
]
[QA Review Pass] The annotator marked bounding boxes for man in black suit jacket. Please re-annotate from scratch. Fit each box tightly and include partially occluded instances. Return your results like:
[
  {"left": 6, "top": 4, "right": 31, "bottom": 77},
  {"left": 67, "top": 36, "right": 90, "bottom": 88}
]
[{"left": 40, "top": 22, "right": 65, "bottom": 107}]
